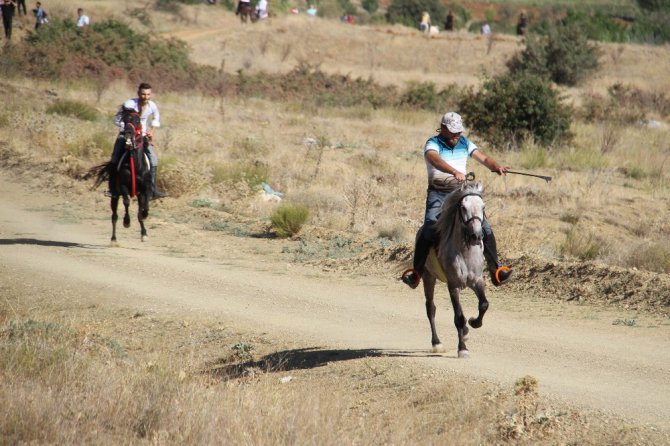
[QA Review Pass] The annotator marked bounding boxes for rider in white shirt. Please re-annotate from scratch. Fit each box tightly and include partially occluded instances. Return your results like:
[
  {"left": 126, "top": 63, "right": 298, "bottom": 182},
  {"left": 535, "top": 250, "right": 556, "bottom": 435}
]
[{"left": 108, "top": 83, "right": 167, "bottom": 199}]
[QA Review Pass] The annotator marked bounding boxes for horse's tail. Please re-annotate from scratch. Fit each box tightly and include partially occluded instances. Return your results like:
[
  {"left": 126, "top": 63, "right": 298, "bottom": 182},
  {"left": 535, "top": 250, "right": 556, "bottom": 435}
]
[{"left": 87, "top": 162, "right": 113, "bottom": 190}]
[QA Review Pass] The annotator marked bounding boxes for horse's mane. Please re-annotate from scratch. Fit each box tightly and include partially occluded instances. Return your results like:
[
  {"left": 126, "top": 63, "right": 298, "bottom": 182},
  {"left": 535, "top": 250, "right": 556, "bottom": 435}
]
[{"left": 435, "top": 182, "right": 484, "bottom": 242}]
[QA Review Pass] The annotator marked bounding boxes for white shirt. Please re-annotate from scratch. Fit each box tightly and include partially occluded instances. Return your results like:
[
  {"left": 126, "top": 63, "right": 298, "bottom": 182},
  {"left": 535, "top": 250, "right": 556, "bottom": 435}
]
[
  {"left": 77, "top": 14, "right": 90, "bottom": 27},
  {"left": 114, "top": 98, "right": 160, "bottom": 136}
]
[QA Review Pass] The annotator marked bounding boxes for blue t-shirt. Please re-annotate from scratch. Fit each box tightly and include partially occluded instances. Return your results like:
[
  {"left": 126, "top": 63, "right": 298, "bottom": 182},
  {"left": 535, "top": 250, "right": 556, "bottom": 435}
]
[{"left": 423, "top": 134, "right": 478, "bottom": 184}]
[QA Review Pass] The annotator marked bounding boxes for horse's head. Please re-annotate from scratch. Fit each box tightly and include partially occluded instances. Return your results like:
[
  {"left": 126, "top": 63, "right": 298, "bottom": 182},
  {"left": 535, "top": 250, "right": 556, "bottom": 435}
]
[
  {"left": 459, "top": 190, "right": 484, "bottom": 246},
  {"left": 121, "top": 108, "right": 143, "bottom": 150},
  {"left": 437, "top": 183, "right": 485, "bottom": 247}
]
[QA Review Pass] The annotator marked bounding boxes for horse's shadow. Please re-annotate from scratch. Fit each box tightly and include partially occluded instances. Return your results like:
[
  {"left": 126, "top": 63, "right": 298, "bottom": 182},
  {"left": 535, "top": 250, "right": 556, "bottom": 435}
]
[
  {"left": 0, "top": 238, "right": 100, "bottom": 249},
  {"left": 206, "top": 347, "right": 449, "bottom": 380}
]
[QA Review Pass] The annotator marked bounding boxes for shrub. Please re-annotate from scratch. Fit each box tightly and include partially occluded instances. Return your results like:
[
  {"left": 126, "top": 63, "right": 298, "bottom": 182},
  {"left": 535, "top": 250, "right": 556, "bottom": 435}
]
[
  {"left": 46, "top": 100, "right": 99, "bottom": 121},
  {"left": 559, "top": 225, "right": 604, "bottom": 261},
  {"left": 458, "top": 72, "right": 573, "bottom": 149},
  {"left": 559, "top": 9, "right": 630, "bottom": 43},
  {"left": 399, "top": 82, "right": 461, "bottom": 113},
  {"left": 625, "top": 241, "right": 670, "bottom": 274},
  {"left": 362, "top": 0, "right": 378, "bottom": 14},
  {"left": 271, "top": 204, "right": 310, "bottom": 238},
  {"left": 386, "top": 0, "right": 445, "bottom": 28},
  {"left": 211, "top": 162, "right": 269, "bottom": 189},
  {"left": 508, "top": 23, "right": 601, "bottom": 86}
]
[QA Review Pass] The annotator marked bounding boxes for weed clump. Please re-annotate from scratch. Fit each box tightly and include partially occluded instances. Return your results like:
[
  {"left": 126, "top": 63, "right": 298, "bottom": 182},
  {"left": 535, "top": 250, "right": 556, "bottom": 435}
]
[
  {"left": 46, "top": 100, "right": 99, "bottom": 121},
  {"left": 271, "top": 204, "right": 309, "bottom": 238}
]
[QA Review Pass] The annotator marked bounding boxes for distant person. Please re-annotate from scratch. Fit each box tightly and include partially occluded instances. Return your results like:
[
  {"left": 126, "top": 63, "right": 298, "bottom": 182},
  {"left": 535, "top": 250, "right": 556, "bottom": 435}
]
[
  {"left": 480, "top": 22, "right": 491, "bottom": 35},
  {"left": 16, "top": 0, "right": 25, "bottom": 16},
  {"left": 255, "top": 0, "right": 268, "bottom": 20},
  {"left": 444, "top": 10, "right": 454, "bottom": 31},
  {"left": 235, "top": 0, "right": 250, "bottom": 16},
  {"left": 76, "top": 7, "right": 89, "bottom": 29},
  {"left": 306, "top": 4, "right": 317, "bottom": 16},
  {"left": 1, "top": 0, "right": 16, "bottom": 40},
  {"left": 516, "top": 12, "right": 527, "bottom": 36},
  {"left": 107, "top": 83, "right": 167, "bottom": 200},
  {"left": 32, "top": 1, "right": 46, "bottom": 30},
  {"left": 419, "top": 11, "right": 431, "bottom": 33}
]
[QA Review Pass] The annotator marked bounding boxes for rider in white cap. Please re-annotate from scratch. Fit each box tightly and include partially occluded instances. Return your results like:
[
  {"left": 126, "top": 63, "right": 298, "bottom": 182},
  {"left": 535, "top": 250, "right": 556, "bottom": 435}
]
[{"left": 402, "top": 112, "right": 513, "bottom": 289}]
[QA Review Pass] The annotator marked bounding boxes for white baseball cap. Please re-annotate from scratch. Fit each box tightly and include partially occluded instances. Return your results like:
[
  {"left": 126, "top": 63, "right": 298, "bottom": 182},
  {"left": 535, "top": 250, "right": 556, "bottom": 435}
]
[{"left": 441, "top": 112, "right": 465, "bottom": 133}]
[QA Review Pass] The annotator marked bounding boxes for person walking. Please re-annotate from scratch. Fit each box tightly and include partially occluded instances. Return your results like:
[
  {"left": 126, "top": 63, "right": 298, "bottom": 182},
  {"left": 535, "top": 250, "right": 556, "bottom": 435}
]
[
  {"left": 444, "top": 10, "right": 454, "bottom": 31},
  {"left": 108, "top": 83, "right": 167, "bottom": 200},
  {"left": 16, "top": 0, "right": 25, "bottom": 16},
  {"left": 401, "top": 112, "right": 513, "bottom": 289},
  {"left": 419, "top": 11, "right": 431, "bottom": 33},
  {"left": 32, "top": 1, "right": 46, "bottom": 30},
  {"left": 1, "top": 0, "right": 17, "bottom": 40},
  {"left": 76, "top": 7, "right": 89, "bottom": 29}
]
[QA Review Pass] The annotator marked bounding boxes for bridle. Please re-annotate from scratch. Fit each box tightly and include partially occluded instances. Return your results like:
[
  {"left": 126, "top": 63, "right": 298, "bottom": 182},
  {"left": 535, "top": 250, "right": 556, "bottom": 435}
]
[{"left": 458, "top": 193, "right": 484, "bottom": 227}]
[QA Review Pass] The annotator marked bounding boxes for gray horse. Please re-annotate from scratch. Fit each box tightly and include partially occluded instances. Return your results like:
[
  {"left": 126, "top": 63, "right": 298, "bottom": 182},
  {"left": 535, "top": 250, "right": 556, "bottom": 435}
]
[{"left": 421, "top": 183, "right": 488, "bottom": 358}]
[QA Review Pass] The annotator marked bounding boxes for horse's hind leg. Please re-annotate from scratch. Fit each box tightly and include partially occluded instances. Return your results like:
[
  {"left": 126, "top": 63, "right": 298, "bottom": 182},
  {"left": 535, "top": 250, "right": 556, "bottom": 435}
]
[
  {"left": 110, "top": 196, "right": 120, "bottom": 244},
  {"left": 468, "top": 282, "right": 489, "bottom": 329},
  {"left": 423, "top": 273, "right": 445, "bottom": 353},
  {"left": 448, "top": 286, "right": 469, "bottom": 358}
]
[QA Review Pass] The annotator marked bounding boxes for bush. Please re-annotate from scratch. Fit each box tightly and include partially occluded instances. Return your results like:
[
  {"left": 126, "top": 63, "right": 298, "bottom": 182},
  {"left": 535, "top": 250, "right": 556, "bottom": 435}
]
[
  {"left": 362, "top": 0, "right": 378, "bottom": 14},
  {"left": 458, "top": 72, "right": 573, "bottom": 149},
  {"left": 271, "top": 204, "right": 310, "bottom": 238},
  {"left": 559, "top": 9, "right": 630, "bottom": 43},
  {"left": 559, "top": 226, "right": 604, "bottom": 261},
  {"left": 399, "top": 82, "right": 461, "bottom": 113},
  {"left": 386, "top": 0, "right": 445, "bottom": 28},
  {"left": 508, "top": 23, "right": 601, "bottom": 86}
]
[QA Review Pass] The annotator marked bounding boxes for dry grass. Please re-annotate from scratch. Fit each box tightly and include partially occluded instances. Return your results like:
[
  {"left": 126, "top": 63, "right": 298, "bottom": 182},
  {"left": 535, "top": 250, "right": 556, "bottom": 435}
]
[{"left": 1, "top": 283, "right": 659, "bottom": 445}]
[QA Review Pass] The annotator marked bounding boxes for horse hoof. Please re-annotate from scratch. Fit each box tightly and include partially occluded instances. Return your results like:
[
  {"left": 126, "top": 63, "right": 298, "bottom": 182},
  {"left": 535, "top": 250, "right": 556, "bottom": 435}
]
[
  {"left": 458, "top": 350, "right": 470, "bottom": 359},
  {"left": 431, "top": 343, "right": 446, "bottom": 353},
  {"left": 468, "top": 317, "right": 483, "bottom": 329},
  {"left": 110, "top": 240, "right": 119, "bottom": 247},
  {"left": 141, "top": 235, "right": 148, "bottom": 242}
]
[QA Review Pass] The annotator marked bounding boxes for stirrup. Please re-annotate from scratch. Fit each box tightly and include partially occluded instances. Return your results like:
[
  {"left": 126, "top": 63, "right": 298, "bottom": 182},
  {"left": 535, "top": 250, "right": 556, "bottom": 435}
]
[
  {"left": 491, "top": 266, "right": 512, "bottom": 286},
  {"left": 401, "top": 269, "right": 421, "bottom": 289}
]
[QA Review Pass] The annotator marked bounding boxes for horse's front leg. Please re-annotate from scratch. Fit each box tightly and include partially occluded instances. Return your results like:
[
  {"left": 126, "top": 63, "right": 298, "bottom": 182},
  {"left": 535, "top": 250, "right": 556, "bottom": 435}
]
[
  {"left": 122, "top": 195, "right": 131, "bottom": 228},
  {"left": 422, "top": 272, "right": 444, "bottom": 353},
  {"left": 110, "top": 196, "right": 120, "bottom": 244},
  {"left": 468, "top": 280, "right": 489, "bottom": 329},
  {"left": 138, "top": 195, "right": 149, "bottom": 242},
  {"left": 448, "top": 285, "right": 469, "bottom": 358}
]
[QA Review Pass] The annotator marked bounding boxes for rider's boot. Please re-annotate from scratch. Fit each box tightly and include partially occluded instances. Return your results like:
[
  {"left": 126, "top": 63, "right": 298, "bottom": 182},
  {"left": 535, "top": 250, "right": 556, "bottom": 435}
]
[
  {"left": 483, "top": 229, "right": 512, "bottom": 286},
  {"left": 150, "top": 166, "right": 168, "bottom": 200},
  {"left": 105, "top": 170, "right": 116, "bottom": 197},
  {"left": 401, "top": 224, "right": 435, "bottom": 289}
]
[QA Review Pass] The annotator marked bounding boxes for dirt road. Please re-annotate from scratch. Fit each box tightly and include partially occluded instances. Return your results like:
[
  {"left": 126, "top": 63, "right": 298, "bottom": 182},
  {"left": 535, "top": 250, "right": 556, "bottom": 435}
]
[{"left": 1, "top": 171, "right": 668, "bottom": 432}]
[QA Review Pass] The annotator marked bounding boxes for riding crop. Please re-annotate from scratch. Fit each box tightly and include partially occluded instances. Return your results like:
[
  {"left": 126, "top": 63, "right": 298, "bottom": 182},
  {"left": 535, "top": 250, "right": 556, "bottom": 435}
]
[{"left": 494, "top": 170, "right": 552, "bottom": 183}]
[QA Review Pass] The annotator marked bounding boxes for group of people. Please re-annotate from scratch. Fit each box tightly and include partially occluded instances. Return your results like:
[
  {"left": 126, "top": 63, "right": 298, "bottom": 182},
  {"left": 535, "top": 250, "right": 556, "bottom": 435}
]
[
  {"left": 0, "top": 2, "right": 90, "bottom": 40},
  {"left": 419, "top": 10, "right": 529, "bottom": 36}
]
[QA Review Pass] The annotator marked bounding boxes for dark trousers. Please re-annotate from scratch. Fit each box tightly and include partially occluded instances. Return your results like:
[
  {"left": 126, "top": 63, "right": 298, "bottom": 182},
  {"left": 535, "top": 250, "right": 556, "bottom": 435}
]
[
  {"left": 16, "top": 0, "right": 26, "bottom": 15},
  {"left": 1, "top": 6, "right": 13, "bottom": 39}
]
